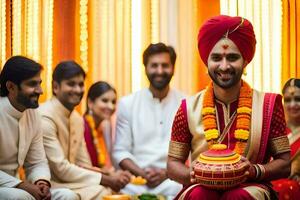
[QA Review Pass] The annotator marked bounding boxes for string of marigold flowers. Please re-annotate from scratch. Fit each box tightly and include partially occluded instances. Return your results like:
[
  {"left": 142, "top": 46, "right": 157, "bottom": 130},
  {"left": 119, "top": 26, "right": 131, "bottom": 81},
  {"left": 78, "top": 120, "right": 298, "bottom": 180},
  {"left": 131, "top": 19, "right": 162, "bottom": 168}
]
[
  {"left": 202, "top": 80, "right": 253, "bottom": 155},
  {"left": 85, "top": 114, "right": 107, "bottom": 167}
]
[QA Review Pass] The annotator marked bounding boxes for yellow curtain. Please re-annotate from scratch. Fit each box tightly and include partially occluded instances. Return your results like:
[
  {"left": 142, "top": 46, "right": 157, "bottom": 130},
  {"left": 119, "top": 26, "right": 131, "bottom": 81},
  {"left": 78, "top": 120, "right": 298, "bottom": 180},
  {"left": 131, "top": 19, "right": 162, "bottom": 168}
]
[
  {"left": 0, "top": 0, "right": 221, "bottom": 105},
  {"left": 88, "top": 0, "right": 131, "bottom": 98},
  {"left": 282, "top": 0, "right": 300, "bottom": 87},
  {"left": 0, "top": 0, "right": 6, "bottom": 69},
  {"left": 132, "top": 0, "right": 219, "bottom": 95},
  {"left": 220, "top": 0, "right": 283, "bottom": 93},
  {"left": 40, "top": 0, "right": 54, "bottom": 101},
  {"left": 0, "top": 0, "right": 54, "bottom": 101}
]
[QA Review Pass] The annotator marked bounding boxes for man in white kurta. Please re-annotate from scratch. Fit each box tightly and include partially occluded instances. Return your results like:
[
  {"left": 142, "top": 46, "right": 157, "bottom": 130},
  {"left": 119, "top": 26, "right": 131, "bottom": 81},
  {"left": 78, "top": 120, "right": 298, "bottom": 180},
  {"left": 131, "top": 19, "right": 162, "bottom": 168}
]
[
  {"left": 113, "top": 43, "right": 183, "bottom": 197},
  {"left": 0, "top": 56, "right": 77, "bottom": 200}
]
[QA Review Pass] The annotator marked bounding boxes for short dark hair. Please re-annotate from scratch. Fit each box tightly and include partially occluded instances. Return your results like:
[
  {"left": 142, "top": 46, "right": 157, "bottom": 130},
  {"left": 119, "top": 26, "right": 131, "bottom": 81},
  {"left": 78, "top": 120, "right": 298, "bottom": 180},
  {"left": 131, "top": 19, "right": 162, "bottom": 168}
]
[
  {"left": 143, "top": 43, "right": 176, "bottom": 66},
  {"left": 282, "top": 78, "right": 300, "bottom": 94},
  {"left": 0, "top": 56, "right": 42, "bottom": 97},
  {"left": 86, "top": 81, "right": 116, "bottom": 114},
  {"left": 52, "top": 60, "right": 86, "bottom": 84}
]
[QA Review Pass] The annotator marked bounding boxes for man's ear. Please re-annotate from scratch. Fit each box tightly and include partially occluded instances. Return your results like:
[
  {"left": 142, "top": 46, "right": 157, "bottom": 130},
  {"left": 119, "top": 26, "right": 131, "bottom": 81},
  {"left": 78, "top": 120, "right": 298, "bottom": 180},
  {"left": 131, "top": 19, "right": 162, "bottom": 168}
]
[
  {"left": 52, "top": 81, "right": 59, "bottom": 95},
  {"left": 6, "top": 81, "right": 18, "bottom": 94}
]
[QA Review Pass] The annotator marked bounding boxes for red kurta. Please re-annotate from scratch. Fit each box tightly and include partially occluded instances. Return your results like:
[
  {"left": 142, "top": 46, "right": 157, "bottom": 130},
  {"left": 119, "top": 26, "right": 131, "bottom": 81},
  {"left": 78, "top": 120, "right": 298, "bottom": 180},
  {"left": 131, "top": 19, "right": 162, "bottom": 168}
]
[
  {"left": 169, "top": 92, "right": 290, "bottom": 200},
  {"left": 272, "top": 127, "right": 300, "bottom": 200}
]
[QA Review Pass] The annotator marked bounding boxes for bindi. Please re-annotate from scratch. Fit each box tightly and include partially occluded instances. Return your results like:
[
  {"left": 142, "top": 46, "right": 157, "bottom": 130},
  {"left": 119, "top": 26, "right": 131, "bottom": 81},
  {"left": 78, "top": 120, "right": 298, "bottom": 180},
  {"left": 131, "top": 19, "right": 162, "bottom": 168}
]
[{"left": 222, "top": 44, "right": 229, "bottom": 49}]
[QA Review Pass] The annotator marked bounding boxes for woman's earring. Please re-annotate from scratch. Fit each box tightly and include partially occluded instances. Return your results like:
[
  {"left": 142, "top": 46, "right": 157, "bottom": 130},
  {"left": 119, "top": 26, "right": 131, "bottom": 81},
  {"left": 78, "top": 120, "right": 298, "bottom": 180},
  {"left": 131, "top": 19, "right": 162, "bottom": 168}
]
[{"left": 243, "top": 68, "right": 247, "bottom": 76}]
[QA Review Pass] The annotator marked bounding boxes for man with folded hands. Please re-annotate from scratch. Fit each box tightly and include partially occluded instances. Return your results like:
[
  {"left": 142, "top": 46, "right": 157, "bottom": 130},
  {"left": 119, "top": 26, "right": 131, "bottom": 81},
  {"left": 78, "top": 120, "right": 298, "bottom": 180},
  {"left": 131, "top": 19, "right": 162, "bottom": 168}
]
[
  {"left": 0, "top": 56, "right": 76, "bottom": 200},
  {"left": 39, "top": 61, "right": 131, "bottom": 200}
]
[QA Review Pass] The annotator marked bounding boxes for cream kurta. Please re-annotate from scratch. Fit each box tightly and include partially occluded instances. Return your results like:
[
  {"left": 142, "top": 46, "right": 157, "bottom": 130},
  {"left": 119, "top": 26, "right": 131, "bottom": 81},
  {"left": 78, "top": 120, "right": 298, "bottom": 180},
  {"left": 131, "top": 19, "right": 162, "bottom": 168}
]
[
  {"left": 0, "top": 97, "right": 50, "bottom": 187},
  {"left": 39, "top": 97, "right": 110, "bottom": 200}
]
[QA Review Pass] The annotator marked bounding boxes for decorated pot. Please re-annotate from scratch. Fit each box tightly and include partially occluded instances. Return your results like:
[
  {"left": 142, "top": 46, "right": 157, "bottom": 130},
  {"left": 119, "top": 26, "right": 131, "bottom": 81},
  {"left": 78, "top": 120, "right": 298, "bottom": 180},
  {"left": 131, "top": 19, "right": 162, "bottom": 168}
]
[{"left": 193, "top": 144, "right": 249, "bottom": 190}]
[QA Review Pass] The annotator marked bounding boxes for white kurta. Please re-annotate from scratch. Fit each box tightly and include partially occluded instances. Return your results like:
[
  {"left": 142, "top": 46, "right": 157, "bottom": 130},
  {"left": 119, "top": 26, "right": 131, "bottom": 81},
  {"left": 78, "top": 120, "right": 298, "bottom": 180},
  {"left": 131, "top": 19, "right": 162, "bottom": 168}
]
[
  {"left": 38, "top": 97, "right": 110, "bottom": 200},
  {"left": 0, "top": 97, "right": 50, "bottom": 187},
  {"left": 113, "top": 88, "right": 184, "bottom": 196}
]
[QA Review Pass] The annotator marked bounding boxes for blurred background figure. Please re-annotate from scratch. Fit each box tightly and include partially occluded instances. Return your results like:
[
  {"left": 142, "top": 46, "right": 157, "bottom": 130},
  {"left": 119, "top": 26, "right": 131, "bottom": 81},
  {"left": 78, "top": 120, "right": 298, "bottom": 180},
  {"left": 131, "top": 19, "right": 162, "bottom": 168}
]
[
  {"left": 84, "top": 81, "right": 117, "bottom": 171},
  {"left": 113, "top": 43, "right": 183, "bottom": 197},
  {"left": 273, "top": 78, "right": 300, "bottom": 200}
]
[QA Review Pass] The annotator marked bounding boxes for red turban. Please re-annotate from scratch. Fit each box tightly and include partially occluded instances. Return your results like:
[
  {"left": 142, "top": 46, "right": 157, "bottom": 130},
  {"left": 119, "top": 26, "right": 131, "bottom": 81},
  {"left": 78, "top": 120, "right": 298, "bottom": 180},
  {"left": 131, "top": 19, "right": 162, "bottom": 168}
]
[{"left": 198, "top": 15, "right": 256, "bottom": 66}]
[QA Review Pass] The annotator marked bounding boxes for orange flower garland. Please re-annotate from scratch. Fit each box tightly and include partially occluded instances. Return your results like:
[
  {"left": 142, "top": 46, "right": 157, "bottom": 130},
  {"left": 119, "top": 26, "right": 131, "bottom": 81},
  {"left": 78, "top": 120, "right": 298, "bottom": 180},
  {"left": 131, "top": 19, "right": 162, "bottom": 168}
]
[
  {"left": 202, "top": 80, "right": 253, "bottom": 155},
  {"left": 85, "top": 114, "right": 107, "bottom": 167}
]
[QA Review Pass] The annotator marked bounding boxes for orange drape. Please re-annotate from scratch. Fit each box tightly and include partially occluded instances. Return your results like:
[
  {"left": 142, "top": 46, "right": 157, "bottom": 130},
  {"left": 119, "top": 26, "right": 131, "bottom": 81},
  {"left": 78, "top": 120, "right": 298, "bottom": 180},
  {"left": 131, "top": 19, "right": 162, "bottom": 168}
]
[
  {"left": 5, "top": 1, "right": 11, "bottom": 60},
  {"left": 1, "top": 0, "right": 221, "bottom": 101},
  {"left": 282, "top": 0, "right": 300, "bottom": 87},
  {"left": 53, "top": 0, "right": 78, "bottom": 66},
  {"left": 52, "top": 0, "right": 86, "bottom": 112},
  {"left": 196, "top": 0, "right": 220, "bottom": 90}
]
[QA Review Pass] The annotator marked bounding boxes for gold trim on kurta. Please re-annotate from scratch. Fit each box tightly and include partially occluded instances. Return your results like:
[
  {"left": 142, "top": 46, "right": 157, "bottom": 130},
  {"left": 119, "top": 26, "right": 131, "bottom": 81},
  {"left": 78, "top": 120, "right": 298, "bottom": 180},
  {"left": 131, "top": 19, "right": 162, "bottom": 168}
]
[
  {"left": 186, "top": 90, "right": 209, "bottom": 161},
  {"left": 218, "top": 112, "right": 237, "bottom": 144},
  {"left": 178, "top": 183, "right": 201, "bottom": 200},
  {"left": 270, "top": 136, "right": 291, "bottom": 155},
  {"left": 168, "top": 141, "right": 190, "bottom": 160},
  {"left": 243, "top": 185, "right": 270, "bottom": 200},
  {"left": 246, "top": 90, "right": 265, "bottom": 161},
  {"left": 215, "top": 98, "right": 236, "bottom": 126}
]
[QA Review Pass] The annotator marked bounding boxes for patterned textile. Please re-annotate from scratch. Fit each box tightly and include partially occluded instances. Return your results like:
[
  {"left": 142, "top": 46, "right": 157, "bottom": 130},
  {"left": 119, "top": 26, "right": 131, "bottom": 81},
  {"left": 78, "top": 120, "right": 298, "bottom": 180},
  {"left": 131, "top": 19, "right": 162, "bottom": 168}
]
[
  {"left": 272, "top": 127, "right": 300, "bottom": 200},
  {"left": 169, "top": 100, "right": 191, "bottom": 161},
  {"left": 170, "top": 100, "right": 192, "bottom": 143},
  {"left": 168, "top": 91, "right": 290, "bottom": 200},
  {"left": 169, "top": 94, "right": 290, "bottom": 161},
  {"left": 269, "top": 99, "right": 287, "bottom": 139}
]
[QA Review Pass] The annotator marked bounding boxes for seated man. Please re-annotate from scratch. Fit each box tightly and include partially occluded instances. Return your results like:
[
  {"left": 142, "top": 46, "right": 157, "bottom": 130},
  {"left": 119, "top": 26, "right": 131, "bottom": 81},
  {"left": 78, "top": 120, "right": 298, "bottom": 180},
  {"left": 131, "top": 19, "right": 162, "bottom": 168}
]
[
  {"left": 113, "top": 43, "right": 183, "bottom": 197},
  {"left": 0, "top": 56, "right": 76, "bottom": 200},
  {"left": 167, "top": 15, "right": 291, "bottom": 200},
  {"left": 39, "top": 61, "right": 131, "bottom": 200}
]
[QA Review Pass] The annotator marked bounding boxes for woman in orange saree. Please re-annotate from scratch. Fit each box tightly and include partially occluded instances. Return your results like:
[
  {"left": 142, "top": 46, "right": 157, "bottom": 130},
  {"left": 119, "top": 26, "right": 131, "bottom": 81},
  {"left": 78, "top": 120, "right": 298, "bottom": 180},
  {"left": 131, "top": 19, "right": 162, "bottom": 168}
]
[{"left": 273, "top": 78, "right": 300, "bottom": 200}]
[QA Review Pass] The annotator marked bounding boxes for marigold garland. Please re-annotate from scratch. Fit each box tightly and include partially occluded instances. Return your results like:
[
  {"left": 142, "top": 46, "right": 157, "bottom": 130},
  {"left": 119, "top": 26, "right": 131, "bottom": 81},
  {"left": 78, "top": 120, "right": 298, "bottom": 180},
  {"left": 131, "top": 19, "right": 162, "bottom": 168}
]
[
  {"left": 85, "top": 114, "right": 107, "bottom": 167},
  {"left": 202, "top": 80, "right": 253, "bottom": 155}
]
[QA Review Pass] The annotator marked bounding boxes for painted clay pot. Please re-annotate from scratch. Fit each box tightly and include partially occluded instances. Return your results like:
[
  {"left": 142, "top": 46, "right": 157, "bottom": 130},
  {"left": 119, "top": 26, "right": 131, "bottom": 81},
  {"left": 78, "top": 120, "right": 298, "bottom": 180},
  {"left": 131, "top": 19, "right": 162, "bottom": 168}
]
[{"left": 193, "top": 144, "right": 249, "bottom": 190}]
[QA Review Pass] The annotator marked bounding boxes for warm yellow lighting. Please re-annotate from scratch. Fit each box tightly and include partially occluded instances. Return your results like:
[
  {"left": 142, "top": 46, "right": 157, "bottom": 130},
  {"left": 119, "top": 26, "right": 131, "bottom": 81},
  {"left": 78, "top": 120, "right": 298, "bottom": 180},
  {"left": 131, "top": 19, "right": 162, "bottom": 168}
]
[
  {"left": 12, "top": 0, "right": 22, "bottom": 55},
  {"left": 150, "top": 0, "right": 159, "bottom": 43},
  {"left": 220, "top": 0, "right": 282, "bottom": 93},
  {"left": 131, "top": 0, "right": 142, "bottom": 92},
  {"left": 80, "top": 0, "right": 88, "bottom": 72},
  {"left": 32, "top": 0, "right": 40, "bottom": 61},
  {"left": 45, "top": 0, "right": 54, "bottom": 99},
  {"left": 0, "top": 0, "right": 6, "bottom": 69},
  {"left": 25, "top": 0, "right": 40, "bottom": 61}
]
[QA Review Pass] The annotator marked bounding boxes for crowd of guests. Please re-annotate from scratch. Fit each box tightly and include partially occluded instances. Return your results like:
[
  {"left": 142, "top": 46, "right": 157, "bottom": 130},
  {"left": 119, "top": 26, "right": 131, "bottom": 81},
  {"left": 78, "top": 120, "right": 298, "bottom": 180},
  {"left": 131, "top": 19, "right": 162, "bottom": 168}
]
[{"left": 0, "top": 15, "right": 299, "bottom": 200}]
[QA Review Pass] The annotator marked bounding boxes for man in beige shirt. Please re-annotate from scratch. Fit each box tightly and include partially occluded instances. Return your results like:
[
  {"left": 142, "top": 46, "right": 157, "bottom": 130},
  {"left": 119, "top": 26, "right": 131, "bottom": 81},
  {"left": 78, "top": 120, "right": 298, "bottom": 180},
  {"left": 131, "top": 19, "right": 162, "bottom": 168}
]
[
  {"left": 0, "top": 56, "right": 77, "bottom": 200},
  {"left": 39, "top": 61, "right": 131, "bottom": 200}
]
